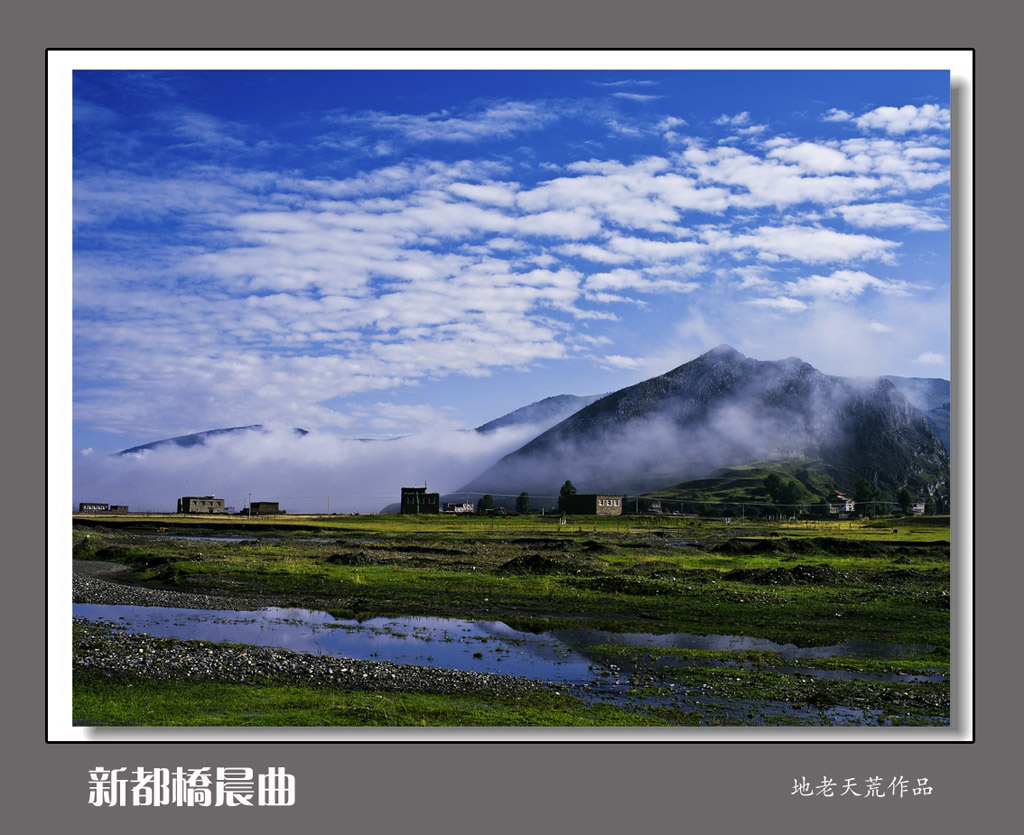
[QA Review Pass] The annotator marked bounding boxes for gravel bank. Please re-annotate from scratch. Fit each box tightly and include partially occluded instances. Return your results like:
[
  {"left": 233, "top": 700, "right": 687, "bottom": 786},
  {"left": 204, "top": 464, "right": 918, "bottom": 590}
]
[
  {"left": 73, "top": 619, "right": 551, "bottom": 697},
  {"left": 73, "top": 562, "right": 553, "bottom": 697}
]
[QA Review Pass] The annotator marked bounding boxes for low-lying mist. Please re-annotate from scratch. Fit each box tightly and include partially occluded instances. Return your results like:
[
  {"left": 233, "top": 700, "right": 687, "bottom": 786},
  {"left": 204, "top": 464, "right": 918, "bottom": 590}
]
[{"left": 72, "top": 423, "right": 547, "bottom": 514}]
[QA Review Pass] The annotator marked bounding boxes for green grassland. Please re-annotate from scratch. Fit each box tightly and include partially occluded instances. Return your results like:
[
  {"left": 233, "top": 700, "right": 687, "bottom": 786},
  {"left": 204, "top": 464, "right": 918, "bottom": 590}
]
[
  {"left": 73, "top": 513, "right": 950, "bottom": 646},
  {"left": 72, "top": 670, "right": 664, "bottom": 727},
  {"left": 72, "top": 512, "right": 952, "bottom": 726}
]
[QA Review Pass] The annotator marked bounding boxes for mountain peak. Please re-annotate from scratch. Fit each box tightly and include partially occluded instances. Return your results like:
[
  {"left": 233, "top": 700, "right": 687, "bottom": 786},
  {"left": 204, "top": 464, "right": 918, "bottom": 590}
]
[{"left": 702, "top": 344, "right": 743, "bottom": 360}]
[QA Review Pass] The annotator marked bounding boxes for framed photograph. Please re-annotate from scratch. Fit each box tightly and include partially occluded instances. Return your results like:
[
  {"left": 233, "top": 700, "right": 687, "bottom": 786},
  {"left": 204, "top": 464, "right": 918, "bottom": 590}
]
[{"left": 50, "top": 50, "right": 971, "bottom": 748}]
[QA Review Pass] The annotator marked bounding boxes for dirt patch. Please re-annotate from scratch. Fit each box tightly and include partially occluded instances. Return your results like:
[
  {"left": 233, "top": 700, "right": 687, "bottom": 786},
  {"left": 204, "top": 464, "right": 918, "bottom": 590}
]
[
  {"left": 723, "top": 564, "right": 843, "bottom": 585},
  {"left": 375, "top": 544, "right": 467, "bottom": 556},
  {"left": 713, "top": 538, "right": 790, "bottom": 556},
  {"left": 498, "top": 554, "right": 571, "bottom": 575},
  {"left": 324, "top": 551, "right": 384, "bottom": 566},
  {"left": 713, "top": 536, "right": 949, "bottom": 560},
  {"left": 567, "top": 576, "right": 675, "bottom": 596},
  {"left": 509, "top": 538, "right": 570, "bottom": 550}
]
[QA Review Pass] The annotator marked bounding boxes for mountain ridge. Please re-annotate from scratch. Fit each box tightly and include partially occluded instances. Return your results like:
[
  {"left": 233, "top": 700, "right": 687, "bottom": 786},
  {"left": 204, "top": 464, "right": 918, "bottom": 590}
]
[{"left": 458, "top": 346, "right": 949, "bottom": 505}]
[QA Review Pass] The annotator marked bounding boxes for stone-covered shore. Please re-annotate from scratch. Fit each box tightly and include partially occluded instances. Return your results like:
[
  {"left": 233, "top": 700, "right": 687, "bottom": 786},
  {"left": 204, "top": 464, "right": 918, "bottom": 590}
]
[{"left": 73, "top": 563, "right": 552, "bottom": 698}]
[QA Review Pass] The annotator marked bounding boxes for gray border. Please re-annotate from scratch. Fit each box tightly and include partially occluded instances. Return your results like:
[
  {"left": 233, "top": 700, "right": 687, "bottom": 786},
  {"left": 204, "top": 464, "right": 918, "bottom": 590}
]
[{"left": 16, "top": 0, "right": 1014, "bottom": 832}]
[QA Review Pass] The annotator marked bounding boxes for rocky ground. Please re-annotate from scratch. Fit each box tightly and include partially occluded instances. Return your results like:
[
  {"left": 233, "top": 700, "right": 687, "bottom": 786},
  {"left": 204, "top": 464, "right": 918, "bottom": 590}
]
[
  {"left": 73, "top": 562, "right": 551, "bottom": 698},
  {"left": 73, "top": 560, "right": 305, "bottom": 610}
]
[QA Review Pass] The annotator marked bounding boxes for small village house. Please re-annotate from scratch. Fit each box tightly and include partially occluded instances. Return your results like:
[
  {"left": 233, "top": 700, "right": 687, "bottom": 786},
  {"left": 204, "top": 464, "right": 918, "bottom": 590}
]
[
  {"left": 177, "top": 495, "right": 226, "bottom": 514},
  {"left": 443, "top": 502, "right": 475, "bottom": 514},
  {"left": 561, "top": 494, "right": 623, "bottom": 516},
  {"left": 401, "top": 487, "right": 440, "bottom": 514},
  {"left": 826, "top": 491, "right": 855, "bottom": 515}
]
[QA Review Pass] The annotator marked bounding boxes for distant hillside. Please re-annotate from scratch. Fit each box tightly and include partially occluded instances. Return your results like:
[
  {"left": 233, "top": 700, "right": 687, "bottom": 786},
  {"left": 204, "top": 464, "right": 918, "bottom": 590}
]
[
  {"left": 643, "top": 458, "right": 836, "bottom": 512},
  {"left": 117, "top": 425, "right": 308, "bottom": 455},
  {"left": 459, "top": 346, "right": 949, "bottom": 505},
  {"left": 475, "top": 393, "right": 604, "bottom": 433}
]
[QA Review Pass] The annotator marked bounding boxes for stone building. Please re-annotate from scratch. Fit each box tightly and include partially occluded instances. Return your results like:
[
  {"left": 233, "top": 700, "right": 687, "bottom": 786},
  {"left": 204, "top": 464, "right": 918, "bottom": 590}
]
[
  {"left": 561, "top": 494, "right": 623, "bottom": 516},
  {"left": 177, "top": 495, "right": 226, "bottom": 514},
  {"left": 400, "top": 487, "right": 440, "bottom": 514}
]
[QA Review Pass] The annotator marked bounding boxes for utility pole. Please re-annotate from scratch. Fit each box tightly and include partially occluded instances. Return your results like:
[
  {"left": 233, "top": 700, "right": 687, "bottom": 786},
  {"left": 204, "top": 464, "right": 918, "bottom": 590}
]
[{"left": 248, "top": 493, "right": 251, "bottom": 519}]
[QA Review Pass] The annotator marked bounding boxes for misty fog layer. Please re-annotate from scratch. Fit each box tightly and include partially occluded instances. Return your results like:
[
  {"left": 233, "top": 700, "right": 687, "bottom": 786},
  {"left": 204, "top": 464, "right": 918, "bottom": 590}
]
[{"left": 72, "top": 423, "right": 549, "bottom": 514}]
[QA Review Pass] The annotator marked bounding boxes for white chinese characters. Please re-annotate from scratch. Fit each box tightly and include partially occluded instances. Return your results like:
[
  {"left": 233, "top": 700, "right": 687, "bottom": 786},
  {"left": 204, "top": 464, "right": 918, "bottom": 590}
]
[{"left": 88, "top": 767, "right": 295, "bottom": 807}]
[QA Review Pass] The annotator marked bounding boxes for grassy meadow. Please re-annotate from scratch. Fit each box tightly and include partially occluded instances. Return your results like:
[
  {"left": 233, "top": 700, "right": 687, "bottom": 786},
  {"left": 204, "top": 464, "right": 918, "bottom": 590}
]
[{"left": 72, "top": 511, "right": 952, "bottom": 726}]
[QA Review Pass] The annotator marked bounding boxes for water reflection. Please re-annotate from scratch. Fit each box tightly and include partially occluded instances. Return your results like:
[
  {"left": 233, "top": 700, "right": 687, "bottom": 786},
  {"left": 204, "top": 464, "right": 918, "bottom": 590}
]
[{"left": 72, "top": 602, "right": 934, "bottom": 687}]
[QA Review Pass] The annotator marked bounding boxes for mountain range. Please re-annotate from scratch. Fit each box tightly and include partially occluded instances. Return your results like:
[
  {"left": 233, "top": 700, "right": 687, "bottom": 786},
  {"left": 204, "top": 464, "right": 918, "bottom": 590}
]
[
  {"left": 475, "top": 393, "right": 604, "bottom": 433},
  {"left": 114, "top": 347, "right": 950, "bottom": 511},
  {"left": 456, "top": 346, "right": 949, "bottom": 504},
  {"left": 117, "top": 425, "right": 308, "bottom": 455}
]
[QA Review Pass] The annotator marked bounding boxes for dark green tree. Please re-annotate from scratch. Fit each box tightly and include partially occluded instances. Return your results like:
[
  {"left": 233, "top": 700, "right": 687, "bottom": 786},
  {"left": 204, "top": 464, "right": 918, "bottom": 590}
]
[
  {"left": 515, "top": 492, "right": 531, "bottom": 514},
  {"left": 854, "top": 479, "right": 891, "bottom": 517},
  {"left": 764, "top": 473, "right": 808, "bottom": 509},
  {"left": 476, "top": 494, "right": 494, "bottom": 513},
  {"left": 557, "top": 480, "right": 577, "bottom": 512},
  {"left": 897, "top": 487, "right": 913, "bottom": 516}
]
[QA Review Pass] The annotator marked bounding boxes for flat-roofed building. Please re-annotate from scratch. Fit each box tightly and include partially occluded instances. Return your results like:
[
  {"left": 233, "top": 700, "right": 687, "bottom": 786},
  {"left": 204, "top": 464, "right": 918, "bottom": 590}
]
[
  {"left": 401, "top": 487, "right": 440, "bottom": 514},
  {"left": 561, "top": 494, "right": 623, "bottom": 516},
  {"left": 444, "top": 502, "right": 474, "bottom": 514},
  {"left": 177, "top": 495, "right": 226, "bottom": 514}
]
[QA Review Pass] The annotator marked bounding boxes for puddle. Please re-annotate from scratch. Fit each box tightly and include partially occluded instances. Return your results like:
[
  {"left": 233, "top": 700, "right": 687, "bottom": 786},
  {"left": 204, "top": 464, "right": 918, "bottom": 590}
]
[
  {"left": 73, "top": 603, "right": 935, "bottom": 689},
  {"left": 73, "top": 604, "right": 609, "bottom": 685}
]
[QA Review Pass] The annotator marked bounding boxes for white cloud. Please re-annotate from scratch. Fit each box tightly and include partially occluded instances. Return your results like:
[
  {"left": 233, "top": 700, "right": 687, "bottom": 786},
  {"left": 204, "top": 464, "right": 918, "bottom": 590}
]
[
  {"left": 681, "top": 146, "right": 883, "bottom": 208},
  {"left": 448, "top": 181, "right": 520, "bottom": 207},
  {"left": 784, "top": 269, "right": 914, "bottom": 299},
  {"left": 823, "top": 108, "right": 853, "bottom": 122},
  {"left": 731, "top": 266, "right": 775, "bottom": 289},
  {"left": 853, "top": 104, "right": 951, "bottom": 135},
  {"left": 584, "top": 267, "right": 700, "bottom": 295},
  {"left": 600, "top": 354, "right": 642, "bottom": 369},
  {"left": 613, "top": 92, "right": 661, "bottom": 102},
  {"left": 714, "top": 112, "right": 750, "bottom": 126},
  {"left": 329, "top": 100, "right": 558, "bottom": 143},
  {"left": 705, "top": 225, "right": 900, "bottom": 264},
  {"left": 768, "top": 142, "right": 857, "bottom": 175},
  {"left": 834, "top": 202, "right": 947, "bottom": 231},
  {"left": 915, "top": 351, "right": 946, "bottom": 365},
  {"left": 746, "top": 296, "right": 808, "bottom": 312}
]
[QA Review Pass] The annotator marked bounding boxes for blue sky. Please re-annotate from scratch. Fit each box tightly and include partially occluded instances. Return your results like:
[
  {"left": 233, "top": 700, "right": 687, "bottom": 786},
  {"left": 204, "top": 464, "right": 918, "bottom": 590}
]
[{"left": 73, "top": 68, "right": 951, "bottom": 460}]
